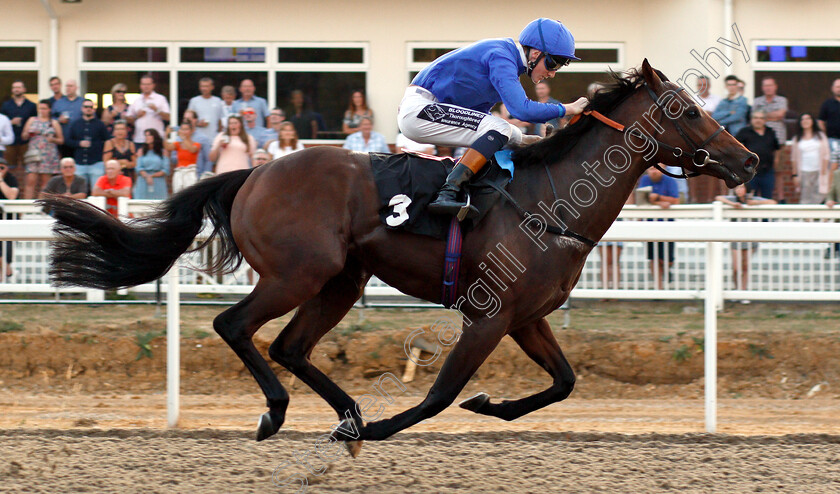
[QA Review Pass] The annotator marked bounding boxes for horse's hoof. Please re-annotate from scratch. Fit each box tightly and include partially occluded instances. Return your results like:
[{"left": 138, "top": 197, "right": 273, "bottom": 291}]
[
  {"left": 459, "top": 392, "right": 490, "bottom": 413},
  {"left": 345, "top": 440, "right": 364, "bottom": 458},
  {"left": 256, "top": 410, "right": 283, "bottom": 441}
]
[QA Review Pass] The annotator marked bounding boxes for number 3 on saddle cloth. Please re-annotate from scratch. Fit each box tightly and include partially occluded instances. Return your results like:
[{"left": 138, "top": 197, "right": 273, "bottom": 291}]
[{"left": 369, "top": 149, "right": 515, "bottom": 307}]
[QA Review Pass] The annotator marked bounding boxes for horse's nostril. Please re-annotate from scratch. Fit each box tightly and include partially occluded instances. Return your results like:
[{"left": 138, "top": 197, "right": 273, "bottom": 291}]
[{"left": 744, "top": 155, "right": 757, "bottom": 172}]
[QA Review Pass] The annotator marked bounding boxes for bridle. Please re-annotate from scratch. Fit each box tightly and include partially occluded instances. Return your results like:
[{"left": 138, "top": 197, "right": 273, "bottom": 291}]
[
  {"left": 639, "top": 83, "right": 726, "bottom": 179},
  {"left": 492, "top": 80, "right": 728, "bottom": 248}
]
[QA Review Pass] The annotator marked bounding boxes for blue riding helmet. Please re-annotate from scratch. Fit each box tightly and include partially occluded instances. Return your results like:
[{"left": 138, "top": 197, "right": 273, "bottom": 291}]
[{"left": 519, "top": 18, "right": 580, "bottom": 72}]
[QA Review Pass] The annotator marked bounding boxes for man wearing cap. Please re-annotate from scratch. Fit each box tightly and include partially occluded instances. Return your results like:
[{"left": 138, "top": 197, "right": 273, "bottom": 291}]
[
  {"left": 242, "top": 106, "right": 277, "bottom": 148},
  {"left": 398, "top": 18, "right": 589, "bottom": 217}
]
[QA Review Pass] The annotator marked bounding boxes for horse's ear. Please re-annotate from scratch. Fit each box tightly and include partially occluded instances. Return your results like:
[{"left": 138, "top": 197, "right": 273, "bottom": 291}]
[{"left": 641, "top": 59, "right": 663, "bottom": 89}]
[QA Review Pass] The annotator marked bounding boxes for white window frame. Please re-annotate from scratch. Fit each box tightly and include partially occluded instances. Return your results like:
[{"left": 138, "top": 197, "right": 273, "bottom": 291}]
[
  {"left": 0, "top": 41, "right": 42, "bottom": 95},
  {"left": 751, "top": 39, "right": 840, "bottom": 72},
  {"left": 77, "top": 41, "right": 370, "bottom": 130},
  {"left": 0, "top": 41, "right": 41, "bottom": 70}
]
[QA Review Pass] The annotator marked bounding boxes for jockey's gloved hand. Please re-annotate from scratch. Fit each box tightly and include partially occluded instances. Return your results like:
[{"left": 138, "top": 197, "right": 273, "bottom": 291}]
[
  {"left": 520, "top": 134, "right": 542, "bottom": 146},
  {"left": 563, "top": 97, "right": 589, "bottom": 116}
]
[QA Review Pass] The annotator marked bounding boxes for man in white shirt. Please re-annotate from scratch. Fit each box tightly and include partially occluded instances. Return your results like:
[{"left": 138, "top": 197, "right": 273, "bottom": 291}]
[
  {"left": 695, "top": 75, "right": 721, "bottom": 114},
  {"left": 126, "top": 75, "right": 171, "bottom": 145},
  {"left": 0, "top": 114, "right": 13, "bottom": 158},
  {"left": 187, "top": 77, "right": 223, "bottom": 142}
]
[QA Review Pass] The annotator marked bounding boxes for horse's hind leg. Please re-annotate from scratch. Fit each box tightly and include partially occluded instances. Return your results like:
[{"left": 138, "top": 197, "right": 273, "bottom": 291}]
[
  {"left": 269, "top": 259, "right": 368, "bottom": 425},
  {"left": 459, "top": 317, "right": 575, "bottom": 421},
  {"left": 213, "top": 276, "right": 323, "bottom": 441}
]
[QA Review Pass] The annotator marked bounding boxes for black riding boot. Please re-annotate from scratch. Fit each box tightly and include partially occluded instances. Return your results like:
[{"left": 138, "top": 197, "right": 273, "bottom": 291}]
[{"left": 427, "top": 163, "right": 479, "bottom": 217}]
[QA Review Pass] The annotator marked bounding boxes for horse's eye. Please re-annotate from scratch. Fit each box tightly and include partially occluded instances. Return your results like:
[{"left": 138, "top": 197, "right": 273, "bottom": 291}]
[{"left": 687, "top": 109, "right": 700, "bottom": 119}]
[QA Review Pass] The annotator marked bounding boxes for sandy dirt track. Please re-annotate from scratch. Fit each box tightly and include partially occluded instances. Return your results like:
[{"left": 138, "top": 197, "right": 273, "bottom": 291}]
[
  {"left": 2, "top": 428, "right": 839, "bottom": 493},
  {"left": 2, "top": 394, "right": 840, "bottom": 493}
]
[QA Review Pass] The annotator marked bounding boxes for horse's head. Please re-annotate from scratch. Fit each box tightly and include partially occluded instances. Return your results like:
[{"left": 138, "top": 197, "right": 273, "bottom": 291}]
[{"left": 639, "top": 59, "right": 757, "bottom": 188}]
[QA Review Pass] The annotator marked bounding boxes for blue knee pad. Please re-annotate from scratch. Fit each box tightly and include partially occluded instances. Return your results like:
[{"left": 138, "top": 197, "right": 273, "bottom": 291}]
[{"left": 470, "top": 130, "right": 509, "bottom": 160}]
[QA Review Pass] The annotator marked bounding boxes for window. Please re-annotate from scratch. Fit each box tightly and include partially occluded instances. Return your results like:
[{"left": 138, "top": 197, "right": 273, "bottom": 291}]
[
  {"left": 83, "top": 46, "right": 167, "bottom": 63},
  {"left": 751, "top": 40, "right": 840, "bottom": 134},
  {"left": 78, "top": 42, "right": 370, "bottom": 139},
  {"left": 274, "top": 42, "right": 368, "bottom": 139},
  {"left": 181, "top": 47, "right": 266, "bottom": 63},
  {"left": 0, "top": 42, "right": 40, "bottom": 106}
]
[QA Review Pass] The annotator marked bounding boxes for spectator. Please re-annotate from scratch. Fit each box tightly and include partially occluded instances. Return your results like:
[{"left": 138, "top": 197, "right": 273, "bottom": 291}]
[
  {"left": 266, "top": 121, "right": 304, "bottom": 159},
  {"left": 209, "top": 115, "right": 256, "bottom": 174},
  {"left": 735, "top": 111, "right": 780, "bottom": 199},
  {"left": 716, "top": 184, "right": 776, "bottom": 300},
  {"left": 219, "top": 85, "right": 237, "bottom": 132},
  {"left": 252, "top": 148, "right": 271, "bottom": 167},
  {"left": 21, "top": 99, "right": 63, "bottom": 199},
  {"left": 342, "top": 90, "right": 374, "bottom": 135},
  {"left": 694, "top": 75, "right": 721, "bottom": 114},
  {"left": 52, "top": 79, "right": 84, "bottom": 158},
  {"left": 825, "top": 161, "right": 840, "bottom": 258},
  {"left": 232, "top": 79, "right": 268, "bottom": 127},
  {"left": 102, "top": 120, "right": 136, "bottom": 181},
  {"left": 712, "top": 75, "right": 749, "bottom": 135},
  {"left": 791, "top": 113, "right": 830, "bottom": 204},
  {"left": 187, "top": 77, "right": 224, "bottom": 142},
  {"left": 164, "top": 121, "right": 200, "bottom": 193},
  {"left": 134, "top": 129, "right": 169, "bottom": 199},
  {"left": 752, "top": 77, "right": 788, "bottom": 144},
  {"left": 342, "top": 117, "right": 389, "bottom": 153},
  {"left": 0, "top": 158, "right": 19, "bottom": 278},
  {"left": 101, "top": 83, "right": 132, "bottom": 137},
  {"left": 40, "top": 157, "right": 87, "bottom": 199},
  {"left": 65, "top": 99, "right": 109, "bottom": 188},
  {"left": 242, "top": 106, "right": 276, "bottom": 148},
  {"left": 178, "top": 110, "right": 212, "bottom": 179},
  {"left": 263, "top": 109, "right": 286, "bottom": 149},
  {"left": 92, "top": 160, "right": 132, "bottom": 216},
  {"left": 0, "top": 113, "right": 12, "bottom": 159},
  {"left": 533, "top": 81, "right": 561, "bottom": 137},
  {"left": 396, "top": 132, "right": 435, "bottom": 155},
  {"left": 664, "top": 165, "right": 688, "bottom": 203},
  {"left": 638, "top": 167, "right": 680, "bottom": 289},
  {"left": 1, "top": 81, "right": 37, "bottom": 170},
  {"left": 46, "top": 76, "right": 63, "bottom": 108},
  {"left": 288, "top": 90, "right": 318, "bottom": 139},
  {"left": 126, "top": 75, "right": 170, "bottom": 146},
  {"left": 817, "top": 78, "right": 840, "bottom": 174}
]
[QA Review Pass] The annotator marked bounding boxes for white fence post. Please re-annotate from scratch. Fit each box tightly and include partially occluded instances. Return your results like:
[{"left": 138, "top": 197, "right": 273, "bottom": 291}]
[
  {"left": 712, "top": 201, "right": 725, "bottom": 311},
  {"left": 704, "top": 231, "right": 719, "bottom": 434},
  {"left": 166, "top": 263, "right": 180, "bottom": 428}
]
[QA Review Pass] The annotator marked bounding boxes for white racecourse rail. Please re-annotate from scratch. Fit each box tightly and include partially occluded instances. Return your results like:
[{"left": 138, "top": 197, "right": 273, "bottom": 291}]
[{"left": 0, "top": 198, "right": 838, "bottom": 431}]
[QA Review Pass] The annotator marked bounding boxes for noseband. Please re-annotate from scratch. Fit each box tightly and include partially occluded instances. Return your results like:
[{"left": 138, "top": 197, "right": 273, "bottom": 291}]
[{"left": 639, "top": 83, "right": 726, "bottom": 179}]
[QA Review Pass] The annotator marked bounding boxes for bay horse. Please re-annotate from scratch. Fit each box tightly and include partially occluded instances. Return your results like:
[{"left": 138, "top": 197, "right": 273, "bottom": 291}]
[{"left": 41, "top": 60, "right": 756, "bottom": 454}]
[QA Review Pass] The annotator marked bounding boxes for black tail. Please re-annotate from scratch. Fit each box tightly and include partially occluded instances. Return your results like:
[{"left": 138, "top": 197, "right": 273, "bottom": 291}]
[{"left": 38, "top": 169, "right": 255, "bottom": 290}]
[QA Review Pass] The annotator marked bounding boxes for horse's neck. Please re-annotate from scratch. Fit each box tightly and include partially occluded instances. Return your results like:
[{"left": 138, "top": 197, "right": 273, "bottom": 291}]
[{"left": 517, "top": 103, "right": 650, "bottom": 243}]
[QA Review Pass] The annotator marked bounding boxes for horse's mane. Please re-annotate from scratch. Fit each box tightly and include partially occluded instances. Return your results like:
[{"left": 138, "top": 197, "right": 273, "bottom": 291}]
[{"left": 513, "top": 67, "right": 666, "bottom": 167}]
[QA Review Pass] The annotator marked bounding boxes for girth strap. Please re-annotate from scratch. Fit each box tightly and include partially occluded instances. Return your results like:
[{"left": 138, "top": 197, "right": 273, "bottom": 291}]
[{"left": 486, "top": 180, "right": 597, "bottom": 247}]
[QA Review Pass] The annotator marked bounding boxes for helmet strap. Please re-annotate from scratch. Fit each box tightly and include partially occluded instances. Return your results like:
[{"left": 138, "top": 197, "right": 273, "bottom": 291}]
[{"left": 527, "top": 51, "right": 544, "bottom": 77}]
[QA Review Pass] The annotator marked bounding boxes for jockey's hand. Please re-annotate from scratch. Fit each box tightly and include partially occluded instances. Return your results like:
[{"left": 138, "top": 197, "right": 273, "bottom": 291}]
[
  {"left": 520, "top": 134, "right": 542, "bottom": 146},
  {"left": 563, "top": 97, "right": 589, "bottom": 116}
]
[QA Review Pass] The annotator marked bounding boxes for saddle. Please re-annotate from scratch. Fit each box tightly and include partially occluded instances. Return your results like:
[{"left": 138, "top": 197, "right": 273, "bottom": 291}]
[{"left": 369, "top": 150, "right": 513, "bottom": 240}]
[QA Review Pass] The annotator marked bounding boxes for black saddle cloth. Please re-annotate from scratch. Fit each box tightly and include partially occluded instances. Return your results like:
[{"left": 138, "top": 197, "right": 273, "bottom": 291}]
[{"left": 369, "top": 152, "right": 511, "bottom": 239}]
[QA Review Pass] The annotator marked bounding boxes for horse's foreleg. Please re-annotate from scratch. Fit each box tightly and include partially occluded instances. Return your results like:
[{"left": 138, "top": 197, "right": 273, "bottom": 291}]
[
  {"left": 213, "top": 276, "right": 319, "bottom": 441},
  {"left": 459, "top": 317, "right": 575, "bottom": 421},
  {"left": 269, "top": 261, "right": 368, "bottom": 424},
  {"left": 338, "top": 319, "right": 509, "bottom": 442}
]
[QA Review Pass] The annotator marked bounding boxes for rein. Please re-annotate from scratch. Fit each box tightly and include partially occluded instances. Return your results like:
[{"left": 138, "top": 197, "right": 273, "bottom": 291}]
[{"left": 569, "top": 83, "right": 726, "bottom": 180}]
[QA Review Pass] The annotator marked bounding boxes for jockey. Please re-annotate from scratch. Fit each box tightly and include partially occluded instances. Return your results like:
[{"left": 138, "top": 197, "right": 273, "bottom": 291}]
[{"left": 398, "top": 18, "right": 589, "bottom": 217}]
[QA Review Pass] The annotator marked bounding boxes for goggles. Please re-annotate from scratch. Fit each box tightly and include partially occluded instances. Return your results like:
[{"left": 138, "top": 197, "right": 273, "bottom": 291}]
[{"left": 544, "top": 54, "right": 572, "bottom": 71}]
